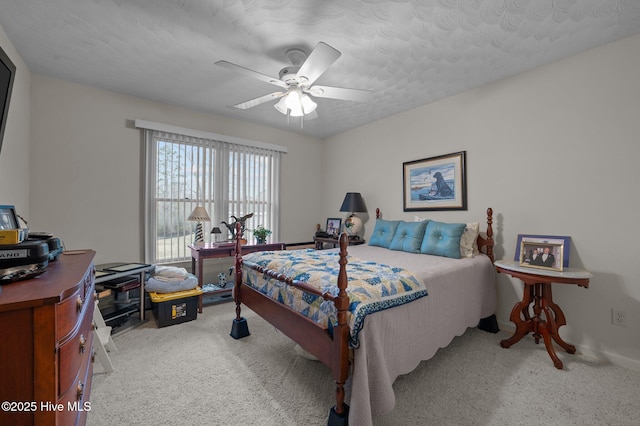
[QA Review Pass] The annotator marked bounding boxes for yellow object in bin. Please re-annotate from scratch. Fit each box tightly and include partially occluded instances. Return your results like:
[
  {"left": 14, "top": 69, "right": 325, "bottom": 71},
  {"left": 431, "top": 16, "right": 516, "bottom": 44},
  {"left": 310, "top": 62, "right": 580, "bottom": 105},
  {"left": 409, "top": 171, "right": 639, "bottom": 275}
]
[{"left": 148, "top": 287, "right": 203, "bottom": 303}]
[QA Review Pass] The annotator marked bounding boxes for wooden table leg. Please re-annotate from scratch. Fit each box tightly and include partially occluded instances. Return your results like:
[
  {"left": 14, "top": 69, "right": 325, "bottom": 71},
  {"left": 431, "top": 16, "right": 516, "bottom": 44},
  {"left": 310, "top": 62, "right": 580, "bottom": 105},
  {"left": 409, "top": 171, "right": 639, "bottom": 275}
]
[
  {"left": 502, "top": 281, "right": 575, "bottom": 369},
  {"left": 542, "top": 283, "right": 576, "bottom": 354},
  {"left": 192, "top": 254, "right": 204, "bottom": 313},
  {"left": 496, "top": 263, "right": 589, "bottom": 370},
  {"left": 500, "top": 283, "right": 534, "bottom": 348}
]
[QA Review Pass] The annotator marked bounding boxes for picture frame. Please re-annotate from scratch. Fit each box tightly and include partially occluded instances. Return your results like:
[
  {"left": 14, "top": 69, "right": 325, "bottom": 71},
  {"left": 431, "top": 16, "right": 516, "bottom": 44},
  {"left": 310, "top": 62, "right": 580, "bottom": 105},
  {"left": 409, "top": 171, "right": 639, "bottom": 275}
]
[
  {"left": 514, "top": 234, "right": 571, "bottom": 268},
  {"left": 518, "top": 237, "right": 565, "bottom": 272},
  {"left": 325, "top": 218, "right": 342, "bottom": 237},
  {"left": 403, "top": 151, "right": 467, "bottom": 211},
  {"left": 0, "top": 205, "right": 19, "bottom": 230}
]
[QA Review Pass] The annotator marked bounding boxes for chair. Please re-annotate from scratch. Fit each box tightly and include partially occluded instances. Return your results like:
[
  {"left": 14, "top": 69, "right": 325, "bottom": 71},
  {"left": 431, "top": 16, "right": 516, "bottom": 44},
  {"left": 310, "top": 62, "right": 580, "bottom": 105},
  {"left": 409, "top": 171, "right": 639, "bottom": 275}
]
[{"left": 93, "top": 298, "right": 117, "bottom": 373}]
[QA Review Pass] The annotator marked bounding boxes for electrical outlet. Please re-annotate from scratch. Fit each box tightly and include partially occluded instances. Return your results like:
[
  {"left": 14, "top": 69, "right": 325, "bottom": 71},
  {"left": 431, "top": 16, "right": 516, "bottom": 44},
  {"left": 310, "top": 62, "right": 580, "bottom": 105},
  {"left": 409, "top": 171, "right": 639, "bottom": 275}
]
[{"left": 612, "top": 308, "right": 627, "bottom": 326}]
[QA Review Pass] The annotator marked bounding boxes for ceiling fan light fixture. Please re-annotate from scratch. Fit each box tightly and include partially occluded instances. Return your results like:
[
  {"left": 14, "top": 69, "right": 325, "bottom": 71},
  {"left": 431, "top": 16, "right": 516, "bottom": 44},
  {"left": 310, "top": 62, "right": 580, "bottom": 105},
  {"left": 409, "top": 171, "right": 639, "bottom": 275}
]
[
  {"left": 288, "top": 103, "right": 305, "bottom": 117},
  {"left": 300, "top": 93, "right": 317, "bottom": 114},
  {"left": 285, "top": 90, "right": 302, "bottom": 110},
  {"left": 274, "top": 97, "right": 288, "bottom": 114},
  {"left": 274, "top": 90, "right": 316, "bottom": 117}
]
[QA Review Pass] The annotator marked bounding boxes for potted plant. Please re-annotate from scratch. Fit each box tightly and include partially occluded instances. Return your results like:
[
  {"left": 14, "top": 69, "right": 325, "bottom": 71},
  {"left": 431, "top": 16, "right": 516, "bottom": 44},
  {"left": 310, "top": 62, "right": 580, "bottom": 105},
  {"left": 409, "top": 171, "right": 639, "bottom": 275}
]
[{"left": 252, "top": 225, "right": 272, "bottom": 244}]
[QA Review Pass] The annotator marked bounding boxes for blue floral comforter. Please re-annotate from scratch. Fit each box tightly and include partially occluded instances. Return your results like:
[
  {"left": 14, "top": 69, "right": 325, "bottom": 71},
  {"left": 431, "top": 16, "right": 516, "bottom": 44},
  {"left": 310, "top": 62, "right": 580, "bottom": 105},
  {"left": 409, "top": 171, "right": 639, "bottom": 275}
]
[{"left": 242, "top": 249, "right": 427, "bottom": 347}]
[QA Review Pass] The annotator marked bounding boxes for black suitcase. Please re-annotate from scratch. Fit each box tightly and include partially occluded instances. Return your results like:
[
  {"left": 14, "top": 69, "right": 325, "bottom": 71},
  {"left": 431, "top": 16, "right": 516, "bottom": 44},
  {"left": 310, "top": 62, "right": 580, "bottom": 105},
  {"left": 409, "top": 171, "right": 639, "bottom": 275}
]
[
  {"left": 0, "top": 240, "right": 49, "bottom": 283},
  {"left": 45, "top": 237, "right": 64, "bottom": 261},
  {"left": 27, "top": 233, "right": 64, "bottom": 262}
]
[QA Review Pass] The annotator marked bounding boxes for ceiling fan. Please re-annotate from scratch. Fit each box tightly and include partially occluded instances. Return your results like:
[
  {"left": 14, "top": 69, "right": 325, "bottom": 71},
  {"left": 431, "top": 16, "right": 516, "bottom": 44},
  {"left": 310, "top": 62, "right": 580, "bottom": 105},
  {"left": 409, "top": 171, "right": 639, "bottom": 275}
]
[{"left": 216, "top": 42, "right": 372, "bottom": 120}]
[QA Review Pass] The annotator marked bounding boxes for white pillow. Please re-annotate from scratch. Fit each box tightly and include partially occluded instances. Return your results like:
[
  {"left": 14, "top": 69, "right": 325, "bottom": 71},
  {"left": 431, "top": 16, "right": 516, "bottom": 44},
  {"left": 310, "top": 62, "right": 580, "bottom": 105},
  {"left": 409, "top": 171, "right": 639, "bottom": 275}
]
[{"left": 460, "top": 222, "right": 479, "bottom": 258}]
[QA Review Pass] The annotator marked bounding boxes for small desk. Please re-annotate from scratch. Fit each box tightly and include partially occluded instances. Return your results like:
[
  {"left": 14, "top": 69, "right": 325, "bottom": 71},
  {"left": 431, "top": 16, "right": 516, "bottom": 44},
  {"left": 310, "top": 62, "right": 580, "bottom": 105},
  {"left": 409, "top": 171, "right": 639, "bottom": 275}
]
[
  {"left": 314, "top": 236, "right": 366, "bottom": 250},
  {"left": 495, "top": 259, "right": 591, "bottom": 369},
  {"left": 95, "top": 262, "right": 155, "bottom": 322},
  {"left": 188, "top": 242, "right": 285, "bottom": 312}
]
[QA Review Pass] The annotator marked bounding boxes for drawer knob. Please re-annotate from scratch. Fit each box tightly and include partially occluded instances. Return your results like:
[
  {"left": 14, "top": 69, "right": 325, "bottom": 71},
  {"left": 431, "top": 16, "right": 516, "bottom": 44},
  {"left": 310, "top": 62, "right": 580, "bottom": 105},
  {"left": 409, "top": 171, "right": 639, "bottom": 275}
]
[
  {"left": 79, "top": 334, "right": 86, "bottom": 353},
  {"left": 77, "top": 382, "right": 84, "bottom": 400},
  {"left": 76, "top": 295, "right": 84, "bottom": 312}
]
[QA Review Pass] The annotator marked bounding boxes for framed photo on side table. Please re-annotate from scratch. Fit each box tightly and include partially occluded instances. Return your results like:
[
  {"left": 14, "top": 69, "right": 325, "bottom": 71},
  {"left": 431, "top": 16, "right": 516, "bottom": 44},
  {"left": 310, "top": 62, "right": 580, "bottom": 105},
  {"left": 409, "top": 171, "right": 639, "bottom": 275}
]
[
  {"left": 403, "top": 151, "right": 467, "bottom": 211},
  {"left": 514, "top": 234, "right": 571, "bottom": 268},
  {"left": 326, "top": 218, "right": 341, "bottom": 237},
  {"left": 518, "top": 236, "right": 567, "bottom": 272}
]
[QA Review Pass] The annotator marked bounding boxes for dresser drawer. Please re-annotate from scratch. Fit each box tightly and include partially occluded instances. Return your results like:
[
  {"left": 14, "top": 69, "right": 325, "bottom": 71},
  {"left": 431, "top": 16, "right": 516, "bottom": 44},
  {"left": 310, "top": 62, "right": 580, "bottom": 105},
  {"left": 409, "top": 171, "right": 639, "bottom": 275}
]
[
  {"left": 58, "top": 301, "right": 94, "bottom": 397},
  {"left": 56, "top": 286, "right": 87, "bottom": 339},
  {"left": 84, "top": 266, "right": 95, "bottom": 299},
  {"left": 57, "top": 354, "right": 92, "bottom": 426}
]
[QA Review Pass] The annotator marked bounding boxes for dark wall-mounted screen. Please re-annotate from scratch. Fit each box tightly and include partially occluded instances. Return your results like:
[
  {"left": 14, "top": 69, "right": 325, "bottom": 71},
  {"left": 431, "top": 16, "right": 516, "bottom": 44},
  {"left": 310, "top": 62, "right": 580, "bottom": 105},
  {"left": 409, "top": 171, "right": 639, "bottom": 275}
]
[{"left": 0, "top": 44, "right": 17, "bottom": 156}]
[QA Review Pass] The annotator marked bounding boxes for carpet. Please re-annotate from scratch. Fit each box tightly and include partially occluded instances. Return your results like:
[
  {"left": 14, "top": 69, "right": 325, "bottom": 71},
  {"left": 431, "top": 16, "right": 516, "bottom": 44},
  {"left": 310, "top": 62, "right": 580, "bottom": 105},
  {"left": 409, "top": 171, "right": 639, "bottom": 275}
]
[{"left": 87, "top": 305, "right": 640, "bottom": 425}]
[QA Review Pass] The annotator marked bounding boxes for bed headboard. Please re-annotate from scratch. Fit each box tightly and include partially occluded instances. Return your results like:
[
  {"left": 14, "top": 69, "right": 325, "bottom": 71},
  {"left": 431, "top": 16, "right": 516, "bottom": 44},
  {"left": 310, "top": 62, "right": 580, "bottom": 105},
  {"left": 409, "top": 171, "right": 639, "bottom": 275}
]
[{"left": 374, "top": 207, "right": 494, "bottom": 262}]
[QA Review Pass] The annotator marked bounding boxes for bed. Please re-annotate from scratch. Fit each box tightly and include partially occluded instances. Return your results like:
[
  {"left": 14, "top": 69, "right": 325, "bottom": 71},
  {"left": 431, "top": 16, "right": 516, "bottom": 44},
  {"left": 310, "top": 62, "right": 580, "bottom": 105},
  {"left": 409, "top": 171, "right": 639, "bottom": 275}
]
[{"left": 230, "top": 208, "right": 497, "bottom": 426}]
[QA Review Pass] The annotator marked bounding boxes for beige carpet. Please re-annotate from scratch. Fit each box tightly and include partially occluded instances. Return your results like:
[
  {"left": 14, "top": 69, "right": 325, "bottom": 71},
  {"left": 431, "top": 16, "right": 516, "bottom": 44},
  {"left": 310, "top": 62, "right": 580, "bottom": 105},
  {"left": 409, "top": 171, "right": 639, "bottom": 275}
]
[{"left": 88, "top": 305, "right": 640, "bottom": 426}]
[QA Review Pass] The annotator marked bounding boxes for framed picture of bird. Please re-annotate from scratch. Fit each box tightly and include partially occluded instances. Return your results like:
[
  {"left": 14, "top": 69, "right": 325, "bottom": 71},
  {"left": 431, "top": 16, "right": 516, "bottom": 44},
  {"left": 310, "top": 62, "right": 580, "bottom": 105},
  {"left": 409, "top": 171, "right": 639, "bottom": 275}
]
[{"left": 402, "top": 151, "right": 467, "bottom": 211}]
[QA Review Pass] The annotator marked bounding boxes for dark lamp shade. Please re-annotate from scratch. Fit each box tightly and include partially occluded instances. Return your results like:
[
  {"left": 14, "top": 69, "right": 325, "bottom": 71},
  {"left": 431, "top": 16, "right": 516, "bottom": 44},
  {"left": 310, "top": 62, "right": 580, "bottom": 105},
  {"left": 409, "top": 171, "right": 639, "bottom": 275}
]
[
  {"left": 340, "top": 192, "right": 367, "bottom": 213},
  {"left": 211, "top": 227, "right": 222, "bottom": 234}
]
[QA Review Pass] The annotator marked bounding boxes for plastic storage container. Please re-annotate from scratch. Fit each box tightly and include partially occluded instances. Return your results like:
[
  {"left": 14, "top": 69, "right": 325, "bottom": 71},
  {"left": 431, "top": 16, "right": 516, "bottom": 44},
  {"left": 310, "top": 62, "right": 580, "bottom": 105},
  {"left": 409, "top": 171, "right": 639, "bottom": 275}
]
[{"left": 149, "top": 287, "right": 203, "bottom": 327}]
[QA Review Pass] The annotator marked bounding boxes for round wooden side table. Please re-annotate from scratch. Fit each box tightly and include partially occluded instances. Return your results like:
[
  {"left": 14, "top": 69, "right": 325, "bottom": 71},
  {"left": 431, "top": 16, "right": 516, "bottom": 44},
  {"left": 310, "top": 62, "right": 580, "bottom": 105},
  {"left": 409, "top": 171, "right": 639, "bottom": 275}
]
[{"left": 495, "top": 259, "right": 592, "bottom": 369}]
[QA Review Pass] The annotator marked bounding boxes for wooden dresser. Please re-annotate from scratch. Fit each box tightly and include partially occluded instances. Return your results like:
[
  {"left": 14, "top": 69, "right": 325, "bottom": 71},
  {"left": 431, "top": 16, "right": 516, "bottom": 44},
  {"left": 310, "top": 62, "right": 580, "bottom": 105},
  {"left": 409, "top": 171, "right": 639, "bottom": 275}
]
[{"left": 0, "top": 250, "right": 96, "bottom": 426}]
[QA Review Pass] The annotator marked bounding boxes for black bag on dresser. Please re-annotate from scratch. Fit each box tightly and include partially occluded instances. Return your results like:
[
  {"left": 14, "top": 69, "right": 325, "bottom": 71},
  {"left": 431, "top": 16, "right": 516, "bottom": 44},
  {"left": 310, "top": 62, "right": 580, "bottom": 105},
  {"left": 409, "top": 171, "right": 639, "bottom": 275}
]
[
  {"left": 0, "top": 240, "right": 49, "bottom": 283},
  {"left": 27, "top": 232, "right": 64, "bottom": 262}
]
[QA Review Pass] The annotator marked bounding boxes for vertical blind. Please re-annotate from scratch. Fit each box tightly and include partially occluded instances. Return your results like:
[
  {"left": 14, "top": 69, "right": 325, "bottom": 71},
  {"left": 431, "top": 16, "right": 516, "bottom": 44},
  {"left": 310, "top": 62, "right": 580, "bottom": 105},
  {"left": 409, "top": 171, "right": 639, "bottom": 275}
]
[{"left": 144, "top": 129, "right": 281, "bottom": 264}]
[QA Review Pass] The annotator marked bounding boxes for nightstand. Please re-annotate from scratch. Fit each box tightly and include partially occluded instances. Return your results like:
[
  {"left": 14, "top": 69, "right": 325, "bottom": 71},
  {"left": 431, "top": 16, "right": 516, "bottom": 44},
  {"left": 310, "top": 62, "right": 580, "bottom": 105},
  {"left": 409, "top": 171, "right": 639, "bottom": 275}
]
[
  {"left": 314, "top": 236, "right": 365, "bottom": 250},
  {"left": 495, "top": 259, "right": 591, "bottom": 369}
]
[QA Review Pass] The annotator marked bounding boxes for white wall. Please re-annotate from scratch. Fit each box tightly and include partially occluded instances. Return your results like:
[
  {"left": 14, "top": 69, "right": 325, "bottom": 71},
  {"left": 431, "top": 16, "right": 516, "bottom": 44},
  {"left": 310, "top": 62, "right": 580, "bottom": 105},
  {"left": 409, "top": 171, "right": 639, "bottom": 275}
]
[
  {"left": 0, "top": 26, "right": 30, "bottom": 215},
  {"left": 324, "top": 34, "right": 640, "bottom": 370},
  {"left": 28, "top": 75, "right": 325, "bottom": 265}
]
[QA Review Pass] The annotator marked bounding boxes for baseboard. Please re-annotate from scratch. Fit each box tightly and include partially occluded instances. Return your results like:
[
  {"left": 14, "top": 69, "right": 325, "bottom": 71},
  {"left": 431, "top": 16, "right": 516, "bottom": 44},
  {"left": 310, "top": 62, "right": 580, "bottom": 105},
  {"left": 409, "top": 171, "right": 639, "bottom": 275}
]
[{"left": 497, "top": 321, "right": 640, "bottom": 373}]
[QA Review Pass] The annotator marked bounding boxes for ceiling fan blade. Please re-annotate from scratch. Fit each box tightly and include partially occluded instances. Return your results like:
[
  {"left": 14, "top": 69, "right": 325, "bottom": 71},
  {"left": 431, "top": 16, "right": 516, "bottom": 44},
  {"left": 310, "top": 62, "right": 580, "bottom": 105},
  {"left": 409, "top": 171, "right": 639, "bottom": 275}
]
[
  {"left": 216, "top": 60, "right": 288, "bottom": 89},
  {"left": 296, "top": 42, "right": 341, "bottom": 86},
  {"left": 231, "top": 92, "right": 286, "bottom": 110},
  {"left": 308, "top": 85, "right": 372, "bottom": 102}
]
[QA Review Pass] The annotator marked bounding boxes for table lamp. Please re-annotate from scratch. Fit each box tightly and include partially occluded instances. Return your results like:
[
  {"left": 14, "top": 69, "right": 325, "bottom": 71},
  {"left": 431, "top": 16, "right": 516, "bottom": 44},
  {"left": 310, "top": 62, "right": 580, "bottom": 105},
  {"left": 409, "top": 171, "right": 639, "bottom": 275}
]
[
  {"left": 210, "top": 226, "right": 222, "bottom": 244},
  {"left": 340, "top": 192, "right": 367, "bottom": 239},
  {"left": 188, "top": 206, "right": 210, "bottom": 244}
]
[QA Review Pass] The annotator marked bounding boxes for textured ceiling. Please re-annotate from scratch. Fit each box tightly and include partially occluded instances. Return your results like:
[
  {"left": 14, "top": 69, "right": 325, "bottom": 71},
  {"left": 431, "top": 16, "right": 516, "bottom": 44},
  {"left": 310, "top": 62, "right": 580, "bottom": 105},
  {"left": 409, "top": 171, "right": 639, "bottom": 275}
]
[{"left": 2, "top": 0, "right": 640, "bottom": 139}]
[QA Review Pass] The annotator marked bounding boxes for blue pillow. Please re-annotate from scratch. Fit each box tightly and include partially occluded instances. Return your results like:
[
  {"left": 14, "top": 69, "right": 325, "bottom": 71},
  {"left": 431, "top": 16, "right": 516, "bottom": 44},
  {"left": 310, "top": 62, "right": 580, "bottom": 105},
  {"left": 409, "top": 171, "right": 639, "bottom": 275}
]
[
  {"left": 368, "top": 219, "right": 400, "bottom": 248},
  {"left": 389, "top": 221, "right": 428, "bottom": 253},
  {"left": 420, "top": 221, "right": 467, "bottom": 259}
]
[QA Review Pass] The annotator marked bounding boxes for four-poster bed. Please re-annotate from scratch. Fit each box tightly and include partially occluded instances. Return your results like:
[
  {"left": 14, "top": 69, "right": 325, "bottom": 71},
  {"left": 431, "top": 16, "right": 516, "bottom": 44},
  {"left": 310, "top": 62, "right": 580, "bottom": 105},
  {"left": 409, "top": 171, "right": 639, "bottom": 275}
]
[{"left": 231, "top": 208, "right": 496, "bottom": 425}]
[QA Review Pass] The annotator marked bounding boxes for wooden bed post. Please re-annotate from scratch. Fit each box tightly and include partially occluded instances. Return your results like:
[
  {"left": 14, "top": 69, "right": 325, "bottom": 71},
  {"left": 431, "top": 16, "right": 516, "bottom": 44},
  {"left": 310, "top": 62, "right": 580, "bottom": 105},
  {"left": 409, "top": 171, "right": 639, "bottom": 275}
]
[
  {"left": 486, "top": 208, "right": 494, "bottom": 263},
  {"left": 478, "top": 207, "right": 500, "bottom": 334},
  {"left": 328, "top": 232, "right": 350, "bottom": 425},
  {"left": 230, "top": 222, "right": 250, "bottom": 339}
]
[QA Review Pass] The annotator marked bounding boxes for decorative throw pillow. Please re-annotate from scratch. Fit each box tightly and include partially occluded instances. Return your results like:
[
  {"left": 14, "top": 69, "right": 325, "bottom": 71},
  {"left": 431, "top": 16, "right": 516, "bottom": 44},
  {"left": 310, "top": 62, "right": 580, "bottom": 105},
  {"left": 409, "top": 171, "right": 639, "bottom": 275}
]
[
  {"left": 420, "top": 221, "right": 467, "bottom": 259},
  {"left": 389, "top": 221, "right": 428, "bottom": 253},
  {"left": 460, "top": 222, "right": 480, "bottom": 258},
  {"left": 368, "top": 219, "right": 400, "bottom": 249}
]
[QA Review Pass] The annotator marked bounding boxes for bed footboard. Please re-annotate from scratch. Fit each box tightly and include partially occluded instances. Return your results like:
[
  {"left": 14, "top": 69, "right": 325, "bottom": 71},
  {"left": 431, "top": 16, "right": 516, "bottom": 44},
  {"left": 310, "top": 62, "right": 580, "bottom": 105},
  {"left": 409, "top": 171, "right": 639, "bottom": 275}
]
[{"left": 231, "top": 223, "right": 351, "bottom": 425}]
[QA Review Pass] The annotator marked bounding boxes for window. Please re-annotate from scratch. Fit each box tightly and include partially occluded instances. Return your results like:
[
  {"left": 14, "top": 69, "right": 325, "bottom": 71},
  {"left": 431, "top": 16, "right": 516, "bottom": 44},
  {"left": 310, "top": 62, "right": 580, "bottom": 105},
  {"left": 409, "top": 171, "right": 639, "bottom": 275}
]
[{"left": 141, "top": 122, "right": 283, "bottom": 264}]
